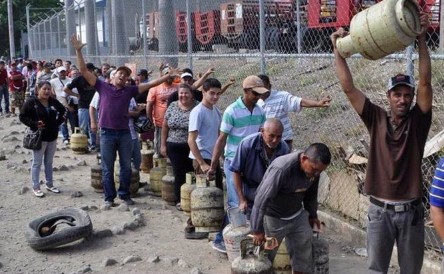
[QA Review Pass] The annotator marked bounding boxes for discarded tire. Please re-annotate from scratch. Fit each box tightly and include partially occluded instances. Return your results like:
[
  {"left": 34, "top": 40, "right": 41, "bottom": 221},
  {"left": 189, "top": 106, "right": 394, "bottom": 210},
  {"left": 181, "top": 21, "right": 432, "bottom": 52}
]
[{"left": 25, "top": 208, "right": 93, "bottom": 251}]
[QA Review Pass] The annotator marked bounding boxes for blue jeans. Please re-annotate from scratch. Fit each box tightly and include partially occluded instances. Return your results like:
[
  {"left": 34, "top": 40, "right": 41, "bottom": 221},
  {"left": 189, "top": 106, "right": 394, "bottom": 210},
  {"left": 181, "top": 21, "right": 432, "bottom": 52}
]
[
  {"left": 0, "top": 84, "right": 9, "bottom": 113},
  {"left": 224, "top": 158, "right": 239, "bottom": 208},
  {"left": 366, "top": 202, "right": 424, "bottom": 274},
  {"left": 131, "top": 138, "right": 141, "bottom": 171},
  {"left": 78, "top": 108, "right": 96, "bottom": 147},
  {"left": 214, "top": 158, "right": 239, "bottom": 244},
  {"left": 31, "top": 140, "right": 57, "bottom": 190},
  {"left": 100, "top": 128, "right": 132, "bottom": 202},
  {"left": 67, "top": 107, "right": 79, "bottom": 133}
]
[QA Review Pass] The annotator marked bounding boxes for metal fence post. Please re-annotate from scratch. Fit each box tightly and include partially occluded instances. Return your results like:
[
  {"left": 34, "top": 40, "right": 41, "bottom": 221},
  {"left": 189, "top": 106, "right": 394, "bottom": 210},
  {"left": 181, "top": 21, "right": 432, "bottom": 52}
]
[
  {"left": 57, "top": 14, "right": 61, "bottom": 57},
  {"left": 406, "top": 44, "right": 414, "bottom": 78},
  {"left": 43, "top": 19, "right": 48, "bottom": 57},
  {"left": 65, "top": 0, "right": 75, "bottom": 58},
  {"left": 38, "top": 23, "right": 42, "bottom": 58},
  {"left": 296, "top": 0, "right": 302, "bottom": 53},
  {"left": 259, "top": 0, "right": 266, "bottom": 74},
  {"left": 142, "top": 0, "right": 148, "bottom": 69},
  {"left": 26, "top": 5, "right": 32, "bottom": 59},
  {"left": 49, "top": 16, "right": 54, "bottom": 58},
  {"left": 186, "top": 0, "right": 193, "bottom": 70}
]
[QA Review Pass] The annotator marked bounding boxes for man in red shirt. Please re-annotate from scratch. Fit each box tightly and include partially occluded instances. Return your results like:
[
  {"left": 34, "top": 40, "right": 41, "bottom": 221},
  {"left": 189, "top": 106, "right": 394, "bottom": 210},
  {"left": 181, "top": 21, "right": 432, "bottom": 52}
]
[
  {"left": 8, "top": 61, "right": 25, "bottom": 116},
  {"left": 0, "top": 61, "right": 8, "bottom": 115}
]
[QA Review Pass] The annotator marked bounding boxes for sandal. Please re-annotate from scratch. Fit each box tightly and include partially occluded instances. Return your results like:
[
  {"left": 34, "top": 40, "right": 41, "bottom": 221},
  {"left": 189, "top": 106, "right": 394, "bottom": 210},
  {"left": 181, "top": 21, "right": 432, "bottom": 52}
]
[{"left": 175, "top": 203, "right": 183, "bottom": 211}]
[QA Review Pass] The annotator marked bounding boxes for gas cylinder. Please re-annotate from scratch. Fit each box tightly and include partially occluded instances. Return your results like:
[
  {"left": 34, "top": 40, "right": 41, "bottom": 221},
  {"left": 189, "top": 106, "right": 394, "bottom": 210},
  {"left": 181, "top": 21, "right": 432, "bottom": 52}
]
[
  {"left": 90, "top": 154, "right": 103, "bottom": 193},
  {"left": 223, "top": 223, "right": 250, "bottom": 262},
  {"left": 190, "top": 174, "right": 224, "bottom": 233},
  {"left": 180, "top": 172, "right": 196, "bottom": 215},
  {"left": 149, "top": 157, "right": 167, "bottom": 196},
  {"left": 312, "top": 233, "right": 329, "bottom": 274},
  {"left": 114, "top": 162, "right": 140, "bottom": 197},
  {"left": 231, "top": 238, "right": 273, "bottom": 274},
  {"left": 336, "top": 0, "right": 421, "bottom": 60},
  {"left": 70, "top": 127, "right": 88, "bottom": 154},
  {"left": 140, "top": 141, "right": 154, "bottom": 173},
  {"left": 273, "top": 238, "right": 292, "bottom": 274},
  {"left": 161, "top": 162, "right": 176, "bottom": 205}
]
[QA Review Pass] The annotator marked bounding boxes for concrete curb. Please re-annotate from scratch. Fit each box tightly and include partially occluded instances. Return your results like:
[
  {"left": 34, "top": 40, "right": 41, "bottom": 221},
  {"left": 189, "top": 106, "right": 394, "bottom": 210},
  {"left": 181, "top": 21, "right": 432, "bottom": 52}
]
[{"left": 318, "top": 210, "right": 441, "bottom": 274}]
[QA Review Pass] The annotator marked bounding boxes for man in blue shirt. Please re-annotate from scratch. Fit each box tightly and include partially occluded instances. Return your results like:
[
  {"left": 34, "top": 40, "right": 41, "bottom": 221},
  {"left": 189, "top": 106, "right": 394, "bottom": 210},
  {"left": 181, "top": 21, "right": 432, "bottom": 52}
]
[
  {"left": 430, "top": 158, "right": 444, "bottom": 271},
  {"left": 230, "top": 118, "right": 290, "bottom": 218}
]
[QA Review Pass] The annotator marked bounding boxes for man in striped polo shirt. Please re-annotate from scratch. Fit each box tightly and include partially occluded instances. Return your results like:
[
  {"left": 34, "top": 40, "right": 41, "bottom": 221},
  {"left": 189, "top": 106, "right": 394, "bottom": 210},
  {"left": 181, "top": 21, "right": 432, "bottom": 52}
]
[
  {"left": 208, "top": 75, "right": 267, "bottom": 253},
  {"left": 430, "top": 158, "right": 444, "bottom": 271},
  {"left": 257, "top": 74, "right": 331, "bottom": 150}
]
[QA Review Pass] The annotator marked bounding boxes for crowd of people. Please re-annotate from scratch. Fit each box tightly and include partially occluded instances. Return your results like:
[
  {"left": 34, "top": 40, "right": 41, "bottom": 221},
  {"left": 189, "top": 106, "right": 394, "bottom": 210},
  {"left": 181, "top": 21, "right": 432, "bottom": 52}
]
[{"left": 6, "top": 12, "right": 444, "bottom": 273}]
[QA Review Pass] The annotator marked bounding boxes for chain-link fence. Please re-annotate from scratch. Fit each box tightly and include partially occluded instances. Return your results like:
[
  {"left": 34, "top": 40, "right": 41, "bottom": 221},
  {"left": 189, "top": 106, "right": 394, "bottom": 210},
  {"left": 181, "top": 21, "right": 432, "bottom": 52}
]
[{"left": 26, "top": 0, "right": 444, "bottom": 255}]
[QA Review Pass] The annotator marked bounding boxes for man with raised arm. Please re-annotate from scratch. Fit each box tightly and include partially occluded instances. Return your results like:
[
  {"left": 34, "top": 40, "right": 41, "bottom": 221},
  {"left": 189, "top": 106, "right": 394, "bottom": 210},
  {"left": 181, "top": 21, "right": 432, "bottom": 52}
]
[
  {"left": 331, "top": 12, "right": 432, "bottom": 274},
  {"left": 70, "top": 34, "right": 180, "bottom": 208}
]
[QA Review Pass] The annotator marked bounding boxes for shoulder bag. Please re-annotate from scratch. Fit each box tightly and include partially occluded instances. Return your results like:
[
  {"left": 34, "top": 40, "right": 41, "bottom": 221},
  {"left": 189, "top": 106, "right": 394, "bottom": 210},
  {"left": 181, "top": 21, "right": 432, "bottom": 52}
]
[
  {"left": 23, "top": 99, "right": 43, "bottom": 150},
  {"left": 134, "top": 116, "right": 154, "bottom": 133}
]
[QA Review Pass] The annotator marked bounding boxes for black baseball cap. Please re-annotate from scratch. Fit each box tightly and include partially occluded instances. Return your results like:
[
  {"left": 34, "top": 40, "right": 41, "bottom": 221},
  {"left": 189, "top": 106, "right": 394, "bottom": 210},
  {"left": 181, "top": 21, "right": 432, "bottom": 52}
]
[
  {"left": 86, "top": 63, "right": 95, "bottom": 71},
  {"left": 138, "top": 69, "right": 148, "bottom": 76},
  {"left": 387, "top": 74, "right": 415, "bottom": 91}
]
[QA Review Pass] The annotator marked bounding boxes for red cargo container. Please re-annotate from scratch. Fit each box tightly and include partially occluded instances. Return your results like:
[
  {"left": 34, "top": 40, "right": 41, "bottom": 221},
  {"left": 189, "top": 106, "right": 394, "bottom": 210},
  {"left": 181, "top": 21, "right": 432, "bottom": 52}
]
[
  {"left": 194, "top": 10, "right": 225, "bottom": 49},
  {"left": 175, "top": 11, "right": 200, "bottom": 52},
  {"left": 176, "top": 11, "right": 188, "bottom": 45}
]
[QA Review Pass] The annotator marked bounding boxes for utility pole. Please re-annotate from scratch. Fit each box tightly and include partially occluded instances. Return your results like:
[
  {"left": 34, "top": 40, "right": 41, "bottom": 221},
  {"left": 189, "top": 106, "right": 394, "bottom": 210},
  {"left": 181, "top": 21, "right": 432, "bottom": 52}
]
[
  {"left": 7, "top": 0, "right": 16, "bottom": 59},
  {"left": 26, "top": 5, "right": 32, "bottom": 58},
  {"left": 440, "top": 0, "right": 444, "bottom": 53}
]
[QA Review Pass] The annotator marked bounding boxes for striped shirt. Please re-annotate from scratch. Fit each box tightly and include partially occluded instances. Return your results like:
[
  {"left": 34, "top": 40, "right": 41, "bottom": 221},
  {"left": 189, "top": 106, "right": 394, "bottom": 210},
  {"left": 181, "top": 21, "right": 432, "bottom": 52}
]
[
  {"left": 430, "top": 157, "right": 444, "bottom": 208},
  {"left": 257, "top": 89, "right": 302, "bottom": 141},
  {"left": 220, "top": 97, "right": 265, "bottom": 160}
]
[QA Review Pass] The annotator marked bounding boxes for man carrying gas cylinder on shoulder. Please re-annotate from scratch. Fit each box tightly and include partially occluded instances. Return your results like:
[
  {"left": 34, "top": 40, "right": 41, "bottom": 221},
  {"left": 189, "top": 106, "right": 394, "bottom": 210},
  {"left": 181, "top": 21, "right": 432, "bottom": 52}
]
[{"left": 331, "top": 11, "right": 432, "bottom": 274}]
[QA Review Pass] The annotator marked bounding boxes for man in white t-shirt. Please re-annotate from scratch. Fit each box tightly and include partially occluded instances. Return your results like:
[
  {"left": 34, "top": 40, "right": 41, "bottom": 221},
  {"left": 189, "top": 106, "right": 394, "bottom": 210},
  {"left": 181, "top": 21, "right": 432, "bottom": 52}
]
[
  {"left": 257, "top": 74, "right": 331, "bottom": 149},
  {"left": 50, "top": 66, "right": 72, "bottom": 144},
  {"left": 186, "top": 78, "right": 223, "bottom": 239}
]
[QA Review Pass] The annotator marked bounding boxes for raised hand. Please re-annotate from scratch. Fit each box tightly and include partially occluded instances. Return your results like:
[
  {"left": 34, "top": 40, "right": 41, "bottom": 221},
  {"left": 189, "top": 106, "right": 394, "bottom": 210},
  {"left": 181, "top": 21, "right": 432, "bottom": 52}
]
[
  {"left": 204, "top": 67, "right": 215, "bottom": 76},
  {"left": 418, "top": 11, "right": 431, "bottom": 35},
  {"left": 70, "top": 34, "right": 86, "bottom": 51},
  {"left": 330, "top": 28, "right": 348, "bottom": 49}
]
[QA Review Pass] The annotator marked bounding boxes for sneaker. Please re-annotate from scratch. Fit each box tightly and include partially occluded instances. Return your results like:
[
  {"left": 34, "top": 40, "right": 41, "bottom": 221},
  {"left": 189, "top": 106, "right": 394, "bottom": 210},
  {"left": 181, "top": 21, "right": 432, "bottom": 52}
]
[
  {"left": 104, "top": 200, "right": 118, "bottom": 208},
  {"left": 89, "top": 145, "right": 96, "bottom": 152},
  {"left": 45, "top": 186, "right": 61, "bottom": 193},
  {"left": 211, "top": 240, "right": 227, "bottom": 253},
  {"left": 63, "top": 139, "right": 70, "bottom": 145},
  {"left": 33, "top": 189, "right": 45, "bottom": 197},
  {"left": 121, "top": 198, "right": 135, "bottom": 205}
]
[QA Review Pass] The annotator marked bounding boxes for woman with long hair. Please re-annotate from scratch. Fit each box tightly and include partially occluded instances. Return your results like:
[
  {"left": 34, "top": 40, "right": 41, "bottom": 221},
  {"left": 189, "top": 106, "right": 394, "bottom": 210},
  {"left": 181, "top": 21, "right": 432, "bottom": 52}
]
[{"left": 19, "top": 81, "right": 66, "bottom": 197}]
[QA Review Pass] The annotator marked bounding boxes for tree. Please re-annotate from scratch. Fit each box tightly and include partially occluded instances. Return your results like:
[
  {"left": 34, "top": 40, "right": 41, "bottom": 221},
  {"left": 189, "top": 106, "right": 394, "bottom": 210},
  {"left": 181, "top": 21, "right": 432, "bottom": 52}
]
[{"left": 0, "top": 0, "right": 61, "bottom": 58}]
